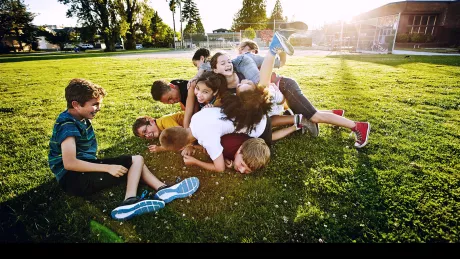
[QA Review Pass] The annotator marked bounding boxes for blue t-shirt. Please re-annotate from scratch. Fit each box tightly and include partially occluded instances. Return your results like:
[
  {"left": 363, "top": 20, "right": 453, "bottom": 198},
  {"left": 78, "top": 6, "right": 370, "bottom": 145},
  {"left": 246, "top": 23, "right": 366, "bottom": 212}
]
[{"left": 48, "top": 110, "right": 98, "bottom": 182}]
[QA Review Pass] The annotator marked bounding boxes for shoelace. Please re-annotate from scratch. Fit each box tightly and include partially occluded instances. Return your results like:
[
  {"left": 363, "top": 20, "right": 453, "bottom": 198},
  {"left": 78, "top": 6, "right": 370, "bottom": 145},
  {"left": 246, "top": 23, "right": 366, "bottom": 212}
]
[
  {"left": 355, "top": 130, "right": 363, "bottom": 143},
  {"left": 139, "top": 190, "right": 149, "bottom": 201}
]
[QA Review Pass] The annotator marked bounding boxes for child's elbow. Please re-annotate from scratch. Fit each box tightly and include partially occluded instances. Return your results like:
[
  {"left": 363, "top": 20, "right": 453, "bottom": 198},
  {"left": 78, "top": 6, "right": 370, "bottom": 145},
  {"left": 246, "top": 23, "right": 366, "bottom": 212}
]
[{"left": 216, "top": 164, "right": 226, "bottom": 173}]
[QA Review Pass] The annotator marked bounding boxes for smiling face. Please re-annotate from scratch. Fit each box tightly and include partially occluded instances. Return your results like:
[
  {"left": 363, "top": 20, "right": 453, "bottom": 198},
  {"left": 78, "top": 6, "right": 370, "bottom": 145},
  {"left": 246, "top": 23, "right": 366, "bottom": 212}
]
[
  {"left": 194, "top": 81, "right": 217, "bottom": 104},
  {"left": 212, "top": 54, "right": 234, "bottom": 76},
  {"left": 233, "top": 147, "right": 253, "bottom": 174},
  {"left": 159, "top": 85, "right": 181, "bottom": 104},
  {"left": 236, "top": 79, "right": 256, "bottom": 95},
  {"left": 136, "top": 119, "right": 160, "bottom": 140},
  {"left": 75, "top": 97, "right": 102, "bottom": 120}
]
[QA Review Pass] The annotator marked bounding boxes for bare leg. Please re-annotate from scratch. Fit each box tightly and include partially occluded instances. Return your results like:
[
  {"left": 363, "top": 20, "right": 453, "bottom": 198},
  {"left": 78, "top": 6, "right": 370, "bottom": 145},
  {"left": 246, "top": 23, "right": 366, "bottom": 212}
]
[
  {"left": 271, "top": 115, "right": 294, "bottom": 127},
  {"left": 310, "top": 112, "right": 356, "bottom": 129},
  {"left": 140, "top": 164, "right": 167, "bottom": 191},
  {"left": 124, "top": 155, "right": 144, "bottom": 200},
  {"left": 259, "top": 50, "right": 277, "bottom": 87},
  {"left": 272, "top": 125, "right": 297, "bottom": 141}
]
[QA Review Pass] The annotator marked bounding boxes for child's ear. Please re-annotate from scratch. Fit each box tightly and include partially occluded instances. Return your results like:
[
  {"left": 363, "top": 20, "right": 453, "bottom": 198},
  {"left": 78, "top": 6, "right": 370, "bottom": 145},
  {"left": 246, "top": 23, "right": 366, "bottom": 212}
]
[
  {"left": 200, "top": 56, "right": 205, "bottom": 62},
  {"left": 71, "top": 100, "right": 81, "bottom": 109}
]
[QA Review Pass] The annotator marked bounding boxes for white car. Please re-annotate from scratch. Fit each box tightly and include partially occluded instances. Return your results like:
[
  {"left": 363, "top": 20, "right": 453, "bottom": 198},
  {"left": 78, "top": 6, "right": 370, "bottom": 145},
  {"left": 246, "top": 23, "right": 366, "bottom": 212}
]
[
  {"left": 78, "top": 43, "right": 94, "bottom": 49},
  {"left": 136, "top": 44, "right": 143, "bottom": 49}
]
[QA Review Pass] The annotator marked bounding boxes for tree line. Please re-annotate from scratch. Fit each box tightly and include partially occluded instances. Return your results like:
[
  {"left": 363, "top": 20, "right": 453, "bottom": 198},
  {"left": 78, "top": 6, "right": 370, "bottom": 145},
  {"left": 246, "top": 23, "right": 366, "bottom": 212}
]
[{"left": 1, "top": 0, "right": 286, "bottom": 53}]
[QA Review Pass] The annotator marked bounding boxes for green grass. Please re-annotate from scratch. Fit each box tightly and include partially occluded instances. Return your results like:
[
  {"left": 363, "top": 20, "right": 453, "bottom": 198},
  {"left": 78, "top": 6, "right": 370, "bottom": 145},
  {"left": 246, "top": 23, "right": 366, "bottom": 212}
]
[{"left": 0, "top": 53, "right": 459, "bottom": 243}]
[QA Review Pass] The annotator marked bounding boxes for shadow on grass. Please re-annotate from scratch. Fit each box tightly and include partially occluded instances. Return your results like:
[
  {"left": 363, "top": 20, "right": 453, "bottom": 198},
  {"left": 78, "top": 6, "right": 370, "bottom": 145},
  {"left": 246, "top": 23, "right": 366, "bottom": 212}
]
[
  {"left": 327, "top": 54, "right": 460, "bottom": 67},
  {"left": 0, "top": 49, "right": 171, "bottom": 64}
]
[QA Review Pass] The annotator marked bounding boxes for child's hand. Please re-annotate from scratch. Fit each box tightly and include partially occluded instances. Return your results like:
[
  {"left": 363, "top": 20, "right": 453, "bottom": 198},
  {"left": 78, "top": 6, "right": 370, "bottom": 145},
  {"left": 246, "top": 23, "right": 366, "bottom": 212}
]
[
  {"left": 107, "top": 165, "right": 128, "bottom": 177},
  {"left": 187, "top": 78, "right": 197, "bottom": 90},
  {"left": 183, "top": 154, "right": 198, "bottom": 166},
  {"left": 225, "top": 159, "right": 233, "bottom": 168},
  {"left": 181, "top": 145, "right": 195, "bottom": 156},
  {"left": 148, "top": 144, "right": 163, "bottom": 153}
]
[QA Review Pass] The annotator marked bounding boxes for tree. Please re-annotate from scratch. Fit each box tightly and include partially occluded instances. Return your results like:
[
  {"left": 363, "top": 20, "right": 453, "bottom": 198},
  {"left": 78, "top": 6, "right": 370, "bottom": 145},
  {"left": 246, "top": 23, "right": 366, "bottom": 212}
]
[
  {"left": 116, "top": 0, "right": 153, "bottom": 50},
  {"left": 58, "top": 0, "right": 121, "bottom": 52},
  {"left": 0, "top": 0, "right": 37, "bottom": 52},
  {"left": 182, "top": 0, "right": 204, "bottom": 39},
  {"left": 150, "top": 10, "right": 174, "bottom": 47},
  {"left": 231, "top": 0, "right": 267, "bottom": 32},
  {"left": 243, "top": 27, "right": 256, "bottom": 40},
  {"left": 268, "top": 0, "right": 285, "bottom": 30},
  {"left": 166, "top": 0, "right": 178, "bottom": 48}
]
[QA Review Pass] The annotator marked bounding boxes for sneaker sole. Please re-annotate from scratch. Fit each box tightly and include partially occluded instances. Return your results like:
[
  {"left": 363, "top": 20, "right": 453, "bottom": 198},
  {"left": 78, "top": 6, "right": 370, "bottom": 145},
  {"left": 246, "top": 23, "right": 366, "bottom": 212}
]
[
  {"left": 274, "top": 31, "right": 294, "bottom": 56},
  {"left": 354, "top": 123, "right": 370, "bottom": 148},
  {"left": 111, "top": 199, "right": 165, "bottom": 221},
  {"left": 154, "top": 177, "right": 200, "bottom": 203}
]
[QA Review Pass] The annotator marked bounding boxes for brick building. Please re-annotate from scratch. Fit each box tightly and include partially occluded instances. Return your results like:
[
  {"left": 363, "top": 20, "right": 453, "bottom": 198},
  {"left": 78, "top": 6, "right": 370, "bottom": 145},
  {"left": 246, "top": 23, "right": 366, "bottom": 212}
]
[{"left": 354, "top": 0, "right": 460, "bottom": 48}]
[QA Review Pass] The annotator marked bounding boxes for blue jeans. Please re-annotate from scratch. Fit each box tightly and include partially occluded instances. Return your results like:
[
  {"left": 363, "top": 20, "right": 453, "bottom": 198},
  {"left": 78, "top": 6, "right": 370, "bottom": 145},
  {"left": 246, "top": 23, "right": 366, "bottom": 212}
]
[
  {"left": 278, "top": 77, "right": 317, "bottom": 120},
  {"left": 232, "top": 54, "right": 261, "bottom": 84}
]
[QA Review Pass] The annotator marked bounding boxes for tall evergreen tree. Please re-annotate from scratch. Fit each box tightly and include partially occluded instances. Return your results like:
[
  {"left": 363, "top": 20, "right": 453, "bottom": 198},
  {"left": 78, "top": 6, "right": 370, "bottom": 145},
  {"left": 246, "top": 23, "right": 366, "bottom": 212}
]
[
  {"left": 231, "top": 0, "right": 267, "bottom": 32},
  {"left": 268, "top": 0, "right": 285, "bottom": 30},
  {"left": 182, "top": 0, "right": 204, "bottom": 34}
]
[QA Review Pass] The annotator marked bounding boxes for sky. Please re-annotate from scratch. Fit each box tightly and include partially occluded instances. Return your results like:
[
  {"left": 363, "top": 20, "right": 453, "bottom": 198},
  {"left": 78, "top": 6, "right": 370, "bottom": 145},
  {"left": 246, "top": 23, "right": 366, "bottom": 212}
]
[{"left": 24, "top": 0, "right": 398, "bottom": 32}]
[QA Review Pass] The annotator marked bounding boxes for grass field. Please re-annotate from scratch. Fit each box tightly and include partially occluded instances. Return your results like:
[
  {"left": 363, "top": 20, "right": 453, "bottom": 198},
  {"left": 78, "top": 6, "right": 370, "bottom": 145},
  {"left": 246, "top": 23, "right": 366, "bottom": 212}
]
[{"left": 0, "top": 52, "right": 459, "bottom": 243}]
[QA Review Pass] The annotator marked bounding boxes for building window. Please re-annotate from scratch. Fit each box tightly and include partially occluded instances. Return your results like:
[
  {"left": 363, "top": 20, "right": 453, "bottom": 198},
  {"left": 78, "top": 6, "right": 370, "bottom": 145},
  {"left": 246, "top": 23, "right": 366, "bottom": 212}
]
[{"left": 408, "top": 15, "right": 436, "bottom": 35}]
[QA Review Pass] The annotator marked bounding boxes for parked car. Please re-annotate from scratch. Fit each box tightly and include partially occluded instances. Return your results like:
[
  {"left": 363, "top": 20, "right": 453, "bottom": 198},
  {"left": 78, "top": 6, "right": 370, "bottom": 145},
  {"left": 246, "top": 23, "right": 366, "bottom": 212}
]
[
  {"left": 136, "top": 44, "right": 143, "bottom": 49},
  {"left": 78, "top": 43, "right": 94, "bottom": 50},
  {"left": 115, "top": 43, "right": 124, "bottom": 49}
]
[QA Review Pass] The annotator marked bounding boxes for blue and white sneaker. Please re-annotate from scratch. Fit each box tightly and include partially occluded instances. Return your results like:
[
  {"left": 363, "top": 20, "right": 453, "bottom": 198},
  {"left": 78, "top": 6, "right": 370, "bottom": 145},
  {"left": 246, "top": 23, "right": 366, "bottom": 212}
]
[
  {"left": 154, "top": 177, "right": 200, "bottom": 203},
  {"left": 269, "top": 31, "right": 294, "bottom": 56},
  {"left": 111, "top": 193, "right": 165, "bottom": 221}
]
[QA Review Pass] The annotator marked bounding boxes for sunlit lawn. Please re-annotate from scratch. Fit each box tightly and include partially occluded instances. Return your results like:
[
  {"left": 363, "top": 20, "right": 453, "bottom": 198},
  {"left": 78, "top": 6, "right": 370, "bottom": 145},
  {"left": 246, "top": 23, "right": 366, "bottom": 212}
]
[{"left": 0, "top": 52, "right": 459, "bottom": 243}]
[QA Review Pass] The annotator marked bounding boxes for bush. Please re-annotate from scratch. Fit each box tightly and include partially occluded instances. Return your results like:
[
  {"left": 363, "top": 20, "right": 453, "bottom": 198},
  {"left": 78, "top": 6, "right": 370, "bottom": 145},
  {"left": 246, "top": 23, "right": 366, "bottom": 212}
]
[
  {"left": 410, "top": 33, "right": 427, "bottom": 43},
  {"left": 396, "top": 34, "right": 409, "bottom": 43}
]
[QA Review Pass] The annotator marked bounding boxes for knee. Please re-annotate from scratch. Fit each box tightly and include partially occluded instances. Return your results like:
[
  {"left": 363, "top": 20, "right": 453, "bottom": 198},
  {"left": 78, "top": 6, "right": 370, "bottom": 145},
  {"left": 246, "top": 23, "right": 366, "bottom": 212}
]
[
  {"left": 132, "top": 155, "right": 144, "bottom": 165},
  {"left": 310, "top": 112, "right": 323, "bottom": 123}
]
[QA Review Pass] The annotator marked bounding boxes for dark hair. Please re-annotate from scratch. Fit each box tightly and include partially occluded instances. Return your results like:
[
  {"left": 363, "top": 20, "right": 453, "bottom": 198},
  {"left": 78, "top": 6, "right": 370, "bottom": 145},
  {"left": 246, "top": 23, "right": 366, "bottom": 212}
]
[
  {"left": 65, "top": 78, "right": 106, "bottom": 109},
  {"left": 151, "top": 80, "right": 171, "bottom": 101},
  {"left": 210, "top": 52, "right": 229, "bottom": 69},
  {"left": 195, "top": 71, "right": 228, "bottom": 97},
  {"left": 132, "top": 116, "right": 151, "bottom": 137},
  {"left": 220, "top": 87, "right": 272, "bottom": 134},
  {"left": 192, "top": 48, "right": 210, "bottom": 61}
]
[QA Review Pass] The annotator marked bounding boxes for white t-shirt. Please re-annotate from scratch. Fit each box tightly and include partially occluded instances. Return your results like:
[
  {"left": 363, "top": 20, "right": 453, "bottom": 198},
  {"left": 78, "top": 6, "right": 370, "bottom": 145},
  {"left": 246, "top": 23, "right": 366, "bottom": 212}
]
[
  {"left": 190, "top": 107, "right": 267, "bottom": 160},
  {"left": 268, "top": 82, "right": 285, "bottom": 117}
]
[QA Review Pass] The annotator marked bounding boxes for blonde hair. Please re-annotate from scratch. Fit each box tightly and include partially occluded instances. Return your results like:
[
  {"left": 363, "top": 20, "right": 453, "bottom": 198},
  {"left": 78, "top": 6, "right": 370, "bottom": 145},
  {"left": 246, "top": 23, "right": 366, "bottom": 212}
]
[
  {"left": 239, "top": 39, "right": 259, "bottom": 54},
  {"left": 240, "top": 138, "right": 270, "bottom": 171},
  {"left": 159, "top": 127, "right": 189, "bottom": 151}
]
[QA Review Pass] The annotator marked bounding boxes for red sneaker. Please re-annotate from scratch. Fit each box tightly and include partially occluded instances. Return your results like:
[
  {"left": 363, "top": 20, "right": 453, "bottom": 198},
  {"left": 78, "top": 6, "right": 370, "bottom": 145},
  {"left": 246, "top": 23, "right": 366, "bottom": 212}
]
[
  {"left": 353, "top": 122, "right": 370, "bottom": 148},
  {"left": 332, "top": 109, "right": 345, "bottom": 117}
]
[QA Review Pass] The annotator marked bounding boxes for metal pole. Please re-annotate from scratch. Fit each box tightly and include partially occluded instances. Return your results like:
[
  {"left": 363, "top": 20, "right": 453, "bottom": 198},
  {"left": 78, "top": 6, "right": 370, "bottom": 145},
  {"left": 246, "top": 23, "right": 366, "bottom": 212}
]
[{"left": 391, "top": 13, "right": 401, "bottom": 54}]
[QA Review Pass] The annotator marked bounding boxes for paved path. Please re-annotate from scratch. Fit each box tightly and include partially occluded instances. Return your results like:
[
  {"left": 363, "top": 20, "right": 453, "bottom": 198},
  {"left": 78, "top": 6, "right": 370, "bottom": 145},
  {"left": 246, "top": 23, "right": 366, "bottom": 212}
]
[{"left": 114, "top": 48, "right": 460, "bottom": 59}]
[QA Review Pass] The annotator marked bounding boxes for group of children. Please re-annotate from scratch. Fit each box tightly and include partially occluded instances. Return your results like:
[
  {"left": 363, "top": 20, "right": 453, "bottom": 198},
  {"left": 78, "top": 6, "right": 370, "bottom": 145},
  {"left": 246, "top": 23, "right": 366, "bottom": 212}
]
[{"left": 48, "top": 22, "right": 370, "bottom": 221}]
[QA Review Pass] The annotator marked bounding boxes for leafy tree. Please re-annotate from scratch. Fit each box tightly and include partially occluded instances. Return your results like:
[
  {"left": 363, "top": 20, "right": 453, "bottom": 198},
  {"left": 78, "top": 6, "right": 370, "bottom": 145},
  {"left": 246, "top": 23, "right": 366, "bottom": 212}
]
[
  {"left": 0, "top": 0, "right": 37, "bottom": 52},
  {"left": 231, "top": 0, "right": 267, "bottom": 31},
  {"left": 116, "top": 0, "right": 153, "bottom": 50},
  {"left": 195, "top": 18, "right": 204, "bottom": 33},
  {"left": 268, "top": 0, "right": 285, "bottom": 30},
  {"left": 150, "top": 10, "right": 174, "bottom": 47},
  {"left": 182, "top": 0, "right": 204, "bottom": 38},
  {"left": 38, "top": 26, "right": 75, "bottom": 50},
  {"left": 58, "top": 0, "right": 121, "bottom": 52},
  {"left": 243, "top": 27, "right": 256, "bottom": 39}
]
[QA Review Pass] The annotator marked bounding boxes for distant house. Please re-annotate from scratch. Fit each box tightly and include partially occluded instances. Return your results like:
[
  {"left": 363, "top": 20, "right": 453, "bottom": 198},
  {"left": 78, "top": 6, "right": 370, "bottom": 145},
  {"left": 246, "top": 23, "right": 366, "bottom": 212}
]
[{"left": 212, "top": 28, "right": 232, "bottom": 33}]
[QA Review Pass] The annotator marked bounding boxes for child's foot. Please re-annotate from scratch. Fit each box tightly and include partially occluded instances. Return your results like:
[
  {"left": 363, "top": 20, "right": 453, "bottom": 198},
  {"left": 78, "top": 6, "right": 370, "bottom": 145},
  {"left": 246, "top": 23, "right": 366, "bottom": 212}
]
[
  {"left": 111, "top": 196, "right": 165, "bottom": 221},
  {"left": 270, "top": 31, "right": 294, "bottom": 56},
  {"left": 295, "top": 114, "right": 319, "bottom": 137},
  {"left": 332, "top": 109, "right": 345, "bottom": 117},
  {"left": 154, "top": 177, "right": 200, "bottom": 203},
  {"left": 278, "top": 21, "right": 308, "bottom": 39},
  {"left": 352, "top": 122, "right": 370, "bottom": 148}
]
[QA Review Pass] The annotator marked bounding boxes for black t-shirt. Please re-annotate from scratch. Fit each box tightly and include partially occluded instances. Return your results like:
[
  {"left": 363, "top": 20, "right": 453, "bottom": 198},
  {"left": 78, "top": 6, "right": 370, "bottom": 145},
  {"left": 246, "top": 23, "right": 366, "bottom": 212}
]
[{"left": 170, "top": 79, "right": 189, "bottom": 106}]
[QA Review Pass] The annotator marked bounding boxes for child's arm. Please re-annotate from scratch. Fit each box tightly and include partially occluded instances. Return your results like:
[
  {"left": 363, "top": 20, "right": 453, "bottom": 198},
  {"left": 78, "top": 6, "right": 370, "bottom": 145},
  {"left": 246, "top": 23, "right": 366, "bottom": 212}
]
[
  {"left": 183, "top": 85, "right": 199, "bottom": 128},
  {"left": 61, "top": 137, "right": 128, "bottom": 177},
  {"left": 147, "top": 144, "right": 166, "bottom": 153},
  {"left": 183, "top": 153, "right": 226, "bottom": 172}
]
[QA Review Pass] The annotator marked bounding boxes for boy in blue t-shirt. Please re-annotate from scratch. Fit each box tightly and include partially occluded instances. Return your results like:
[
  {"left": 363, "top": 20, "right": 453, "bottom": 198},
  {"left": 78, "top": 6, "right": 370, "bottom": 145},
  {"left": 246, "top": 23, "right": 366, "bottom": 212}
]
[{"left": 48, "top": 78, "right": 199, "bottom": 221}]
